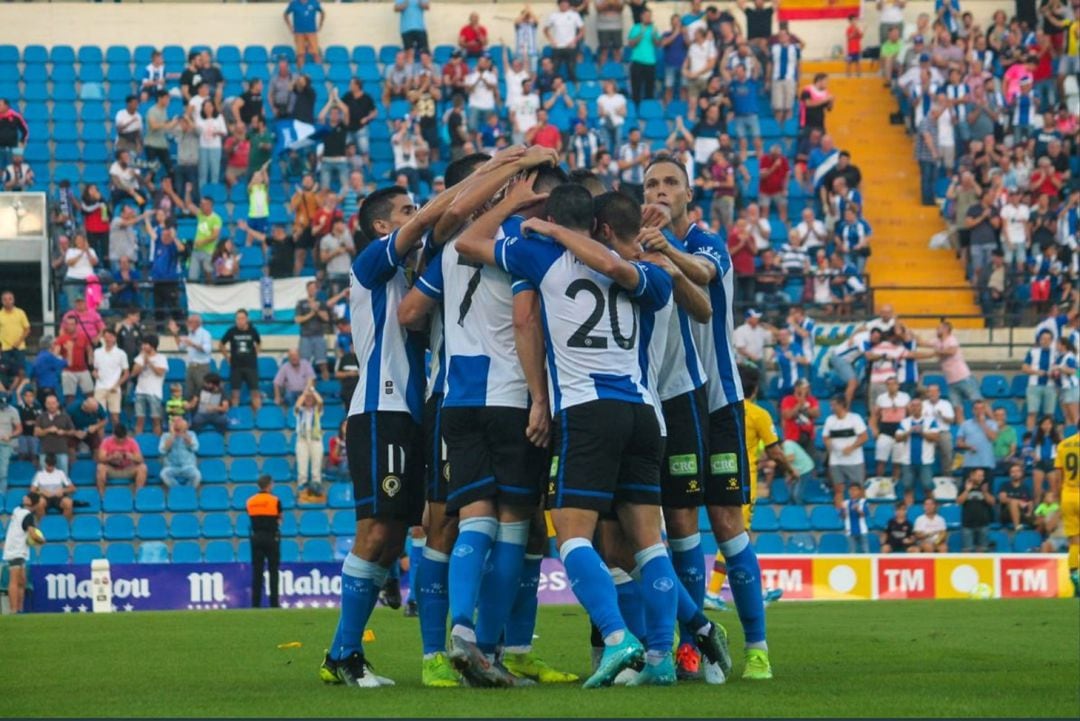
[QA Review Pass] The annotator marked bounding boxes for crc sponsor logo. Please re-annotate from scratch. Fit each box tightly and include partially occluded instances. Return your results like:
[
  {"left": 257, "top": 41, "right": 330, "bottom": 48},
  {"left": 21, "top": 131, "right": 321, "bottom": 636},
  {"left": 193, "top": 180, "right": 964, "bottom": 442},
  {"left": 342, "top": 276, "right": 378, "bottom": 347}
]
[
  {"left": 45, "top": 573, "right": 151, "bottom": 601},
  {"left": 668, "top": 454, "right": 698, "bottom": 477},
  {"left": 710, "top": 453, "right": 738, "bottom": 476},
  {"left": 549, "top": 456, "right": 560, "bottom": 479}
]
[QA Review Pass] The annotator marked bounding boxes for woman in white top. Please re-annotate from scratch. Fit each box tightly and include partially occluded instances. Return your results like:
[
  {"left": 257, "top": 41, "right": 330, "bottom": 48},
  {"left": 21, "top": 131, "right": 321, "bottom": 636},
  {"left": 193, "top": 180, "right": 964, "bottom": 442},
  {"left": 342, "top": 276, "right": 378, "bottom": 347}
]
[
  {"left": 596, "top": 80, "right": 627, "bottom": 154},
  {"left": 195, "top": 99, "right": 228, "bottom": 187},
  {"left": 63, "top": 232, "right": 100, "bottom": 310}
]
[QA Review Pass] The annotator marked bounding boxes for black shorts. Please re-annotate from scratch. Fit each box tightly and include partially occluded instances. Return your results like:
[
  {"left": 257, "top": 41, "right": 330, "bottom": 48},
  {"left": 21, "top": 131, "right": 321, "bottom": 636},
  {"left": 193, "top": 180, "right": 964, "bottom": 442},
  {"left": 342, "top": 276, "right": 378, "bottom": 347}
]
[
  {"left": 45, "top": 496, "right": 65, "bottom": 512},
  {"left": 347, "top": 411, "right": 424, "bottom": 523},
  {"left": 705, "top": 401, "right": 750, "bottom": 507},
  {"left": 548, "top": 400, "right": 662, "bottom": 513},
  {"left": 230, "top": 364, "right": 259, "bottom": 392},
  {"left": 6, "top": 557, "right": 25, "bottom": 567},
  {"left": 442, "top": 406, "right": 546, "bottom": 514},
  {"left": 423, "top": 394, "right": 450, "bottom": 504},
  {"left": 295, "top": 227, "right": 315, "bottom": 250},
  {"left": 597, "top": 30, "right": 623, "bottom": 50},
  {"left": 659, "top": 387, "right": 709, "bottom": 509}
]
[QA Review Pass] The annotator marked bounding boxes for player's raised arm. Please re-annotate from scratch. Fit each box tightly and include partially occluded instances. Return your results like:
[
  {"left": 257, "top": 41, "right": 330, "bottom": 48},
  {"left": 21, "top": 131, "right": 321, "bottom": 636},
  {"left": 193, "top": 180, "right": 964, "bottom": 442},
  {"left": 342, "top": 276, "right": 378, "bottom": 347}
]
[
  {"left": 456, "top": 172, "right": 550, "bottom": 266},
  {"left": 522, "top": 217, "right": 643, "bottom": 291},
  {"left": 639, "top": 231, "right": 712, "bottom": 322}
]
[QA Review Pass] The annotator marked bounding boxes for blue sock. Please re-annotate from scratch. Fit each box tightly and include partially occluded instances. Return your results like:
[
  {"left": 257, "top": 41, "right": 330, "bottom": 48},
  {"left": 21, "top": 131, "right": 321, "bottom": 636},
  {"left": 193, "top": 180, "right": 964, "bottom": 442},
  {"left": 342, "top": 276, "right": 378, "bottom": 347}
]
[
  {"left": 670, "top": 534, "right": 706, "bottom": 647},
  {"left": 611, "top": 569, "right": 647, "bottom": 641},
  {"left": 329, "top": 554, "right": 384, "bottom": 660},
  {"left": 408, "top": 536, "right": 425, "bottom": 603},
  {"left": 634, "top": 544, "right": 678, "bottom": 654},
  {"left": 448, "top": 516, "right": 497, "bottom": 635},
  {"left": 560, "top": 538, "right": 625, "bottom": 641},
  {"left": 720, "top": 532, "right": 767, "bottom": 648},
  {"left": 416, "top": 546, "right": 450, "bottom": 656},
  {"left": 504, "top": 553, "right": 542, "bottom": 651},
  {"left": 675, "top": 579, "right": 710, "bottom": 631},
  {"left": 475, "top": 520, "right": 530, "bottom": 653}
]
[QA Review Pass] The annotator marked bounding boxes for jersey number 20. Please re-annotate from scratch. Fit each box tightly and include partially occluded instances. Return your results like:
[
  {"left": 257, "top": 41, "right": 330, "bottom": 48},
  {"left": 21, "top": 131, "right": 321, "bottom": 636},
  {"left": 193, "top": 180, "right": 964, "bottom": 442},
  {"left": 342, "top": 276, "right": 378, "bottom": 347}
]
[{"left": 565, "top": 279, "right": 637, "bottom": 350}]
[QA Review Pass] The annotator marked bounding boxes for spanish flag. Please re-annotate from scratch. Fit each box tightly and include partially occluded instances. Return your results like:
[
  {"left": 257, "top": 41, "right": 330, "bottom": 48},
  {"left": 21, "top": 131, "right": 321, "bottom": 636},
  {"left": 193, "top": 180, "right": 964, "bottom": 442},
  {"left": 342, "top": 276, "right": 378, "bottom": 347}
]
[{"left": 778, "top": 0, "right": 861, "bottom": 21}]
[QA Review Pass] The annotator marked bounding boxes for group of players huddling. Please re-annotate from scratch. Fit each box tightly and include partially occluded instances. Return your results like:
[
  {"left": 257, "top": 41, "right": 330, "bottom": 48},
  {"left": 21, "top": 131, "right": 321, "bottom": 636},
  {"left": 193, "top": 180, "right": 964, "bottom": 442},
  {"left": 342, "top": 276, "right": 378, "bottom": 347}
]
[{"left": 317, "top": 144, "right": 775, "bottom": 689}]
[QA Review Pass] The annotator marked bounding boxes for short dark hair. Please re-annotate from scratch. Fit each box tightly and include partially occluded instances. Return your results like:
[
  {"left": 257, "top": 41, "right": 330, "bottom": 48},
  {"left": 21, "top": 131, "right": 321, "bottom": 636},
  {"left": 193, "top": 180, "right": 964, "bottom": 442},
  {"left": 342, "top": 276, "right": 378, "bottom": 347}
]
[
  {"left": 44, "top": 453, "right": 57, "bottom": 467},
  {"left": 568, "top": 169, "right": 605, "bottom": 197},
  {"left": 645, "top": 156, "right": 689, "bottom": 186},
  {"left": 738, "top": 363, "right": 761, "bottom": 400},
  {"left": 26, "top": 491, "right": 41, "bottom": 507},
  {"left": 445, "top": 153, "right": 490, "bottom": 188},
  {"left": 533, "top": 164, "right": 570, "bottom": 194},
  {"left": 544, "top": 184, "right": 594, "bottom": 231},
  {"left": 114, "top": 423, "right": 128, "bottom": 439},
  {"left": 359, "top": 187, "right": 409, "bottom": 241},
  {"left": 188, "top": 50, "right": 200, "bottom": 62},
  {"left": 258, "top": 474, "right": 273, "bottom": 490},
  {"left": 594, "top": 192, "right": 641, "bottom": 242},
  {"left": 831, "top": 396, "right": 849, "bottom": 409},
  {"left": 143, "top": 334, "right": 159, "bottom": 350},
  {"left": 204, "top": 373, "right": 222, "bottom": 385}
]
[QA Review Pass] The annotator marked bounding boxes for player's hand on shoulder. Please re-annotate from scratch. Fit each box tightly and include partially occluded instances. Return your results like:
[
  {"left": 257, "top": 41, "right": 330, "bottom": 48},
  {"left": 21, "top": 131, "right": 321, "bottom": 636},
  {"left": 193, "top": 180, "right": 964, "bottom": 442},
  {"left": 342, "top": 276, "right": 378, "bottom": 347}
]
[
  {"left": 639, "top": 249, "right": 675, "bottom": 275},
  {"left": 506, "top": 178, "right": 551, "bottom": 214},
  {"left": 521, "top": 216, "right": 558, "bottom": 237},
  {"left": 636, "top": 225, "right": 670, "bottom": 252}
]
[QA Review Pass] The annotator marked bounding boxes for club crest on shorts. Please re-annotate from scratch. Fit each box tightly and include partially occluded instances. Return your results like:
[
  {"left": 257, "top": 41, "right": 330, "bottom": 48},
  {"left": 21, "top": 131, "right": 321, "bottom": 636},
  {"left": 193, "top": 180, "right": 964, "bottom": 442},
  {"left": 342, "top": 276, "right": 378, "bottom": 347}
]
[{"left": 382, "top": 474, "right": 402, "bottom": 497}]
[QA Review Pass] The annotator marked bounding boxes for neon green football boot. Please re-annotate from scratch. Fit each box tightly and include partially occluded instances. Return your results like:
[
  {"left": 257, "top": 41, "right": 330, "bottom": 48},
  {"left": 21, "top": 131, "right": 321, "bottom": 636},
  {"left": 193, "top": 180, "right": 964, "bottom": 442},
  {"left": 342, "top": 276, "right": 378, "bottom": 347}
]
[
  {"left": 422, "top": 652, "right": 461, "bottom": 688},
  {"left": 502, "top": 651, "right": 580, "bottom": 683},
  {"left": 742, "top": 648, "right": 773, "bottom": 680}
]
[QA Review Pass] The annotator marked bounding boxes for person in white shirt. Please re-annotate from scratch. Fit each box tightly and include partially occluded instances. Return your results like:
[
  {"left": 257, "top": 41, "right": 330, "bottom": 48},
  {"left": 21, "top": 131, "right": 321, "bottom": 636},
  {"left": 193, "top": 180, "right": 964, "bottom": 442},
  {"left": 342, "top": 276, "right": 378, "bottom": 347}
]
[
  {"left": 509, "top": 78, "right": 541, "bottom": 145},
  {"left": 501, "top": 50, "right": 531, "bottom": 107},
  {"left": 913, "top": 498, "right": 948, "bottom": 552},
  {"left": 464, "top": 54, "right": 499, "bottom": 129},
  {"left": 683, "top": 27, "right": 717, "bottom": 119},
  {"left": 596, "top": 80, "right": 628, "bottom": 153},
  {"left": 998, "top": 189, "right": 1030, "bottom": 270},
  {"left": 871, "top": 376, "right": 911, "bottom": 479},
  {"left": 794, "top": 207, "right": 828, "bottom": 255},
  {"left": 733, "top": 309, "right": 774, "bottom": 369},
  {"left": 822, "top": 396, "right": 869, "bottom": 505},
  {"left": 114, "top": 95, "right": 145, "bottom": 154},
  {"left": 922, "top": 382, "right": 956, "bottom": 472},
  {"left": 29, "top": 453, "right": 75, "bottom": 520},
  {"left": 92, "top": 327, "right": 130, "bottom": 426},
  {"left": 132, "top": 334, "right": 169, "bottom": 435},
  {"left": 544, "top": 0, "right": 585, "bottom": 81},
  {"left": 2, "top": 494, "right": 40, "bottom": 612},
  {"left": 744, "top": 202, "right": 772, "bottom": 252}
]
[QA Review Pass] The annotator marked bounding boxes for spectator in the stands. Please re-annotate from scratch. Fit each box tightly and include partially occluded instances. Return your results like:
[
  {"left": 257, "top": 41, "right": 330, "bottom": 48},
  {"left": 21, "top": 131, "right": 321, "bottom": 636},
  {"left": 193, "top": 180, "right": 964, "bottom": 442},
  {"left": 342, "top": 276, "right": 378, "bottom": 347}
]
[
  {"left": 733, "top": 308, "right": 772, "bottom": 372},
  {"left": 91, "top": 328, "right": 129, "bottom": 428},
  {"left": 823, "top": 396, "right": 869, "bottom": 506},
  {"left": 320, "top": 217, "right": 356, "bottom": 296},
  {"left": 110, "top": 149, "right": 147, "bottom": 207},
  {"left": 189, "top": 373, "right": 230, "bottom": 434},
  {"left": 932, "top": 320, "right": 980, "bottom": 422},
  {"left": 56, "top": 315, "right": 93, "bottom": 404},
  {"left": 991, "top": 406, "right": 1018, "bottom": 473},
  {"left": 998, "top": 462, "right": 1035, "bottom": 531},
  {"left": 172, "top": 107, "right": 201, "bottom": 201},
  {"left": 223, "top": 122, "right": 251, "bottom": 189},
  {"left": 1022, "top": 330, "right": 1058, "bottom": 431},
  {"left": 841, "top": 482, "right": 871, "bottom": 553},
  {"left": 132, "top": 334, "right": 168, "bottom": 435},
  {"left": 958, "top": 467, "right": 994, "bottom": 552},
  {"left": 546, "top": 0, "right": 585, "bottom": 81},
  {"left": 913, "top": 498, "right": 948, "bottom": 552},
  {"left": 882, "top": 501, "right": 916, "bottom": 553},
  {"left": 794, "top": 207, "right": 828, "bottom": 256},
  {"left": 274, "top": 349, "right": 317, "bottom": 409},
  {"left": 1053, "top": 336, "right": 1079, "bottom": 426},
  {"left": 956, "top": 399, "right": 999, "bottom": 476},
  {"left": 284, "top": 0, "right": 325, "bottom": 69},
  {"left": 0, "top": 97, "right": 29, "bottom": 169},
  {"left": 895, "top": 396, "right": 939, "bottom": 505},
  {"left": 773, "top": 329, "right": 809, "bottom": 397},
  {"left": 780, "top": 378, "right": 820, "bottom": 452},
  {"left": 95, "top": 423, "right": 147, "bottom": 495},
  {"left": 458, "top": 12, "right": 489, "bottom": 58},
  {"left": 62, "top": 233, "right": 99, "bottom": 312},
  {"left": 212, "top": 238, "right": 241, "bottom": 283},
  {"left": 295, "top": 282, "right": 331, "bottom": 381},
  {"left": 196, "top": 100, "right": 228, "bottom": 187},
  {"left": 294, "top": 384, "right": 325, "bottom": 501},
  {"left": 2, "top": 147, "right": 33, "bottom": 191},
  {"left": 395, "top": 0, "right": 429, "bottom": 52},
  {"left": 0, "top": 393, "right": 20, "bottom": 495},
  {"left": 221, "top": 309, "right": 263, "bottom": 413},
  {"left": 183, "top": 195, "right": 223, "bottom": 284},
  {"left": 627, "top": 9, "right": 661, "bottom": 104},
  {"left": 108, "top": 255, "right": 141, "bottom": 310},
  {"left": 35, "top": 395, "right": 73, "bottom": 474},
  {"left": 160, "top": 416, "right": 201, "bottom": 490},
  {"left": 914, "top": 103, "right": 939, "bottom": 207},
  {"left": 114, "top": 95, "right": 144, "bottom": 155},
  {"left": 269, "top": 58, "right": 295, "bottom": 118},
  {"left": 0, "top": 291, "right": 30, "bottom": 386},
  {"left": 728, "top": 63, "right": 763, "bottom": 158},
  {"left": 149, "top": 227, "right": 185, "bottom": 331},
  {"left": 67, "top": 396, "right": 107, "bottom": 459},
  {"left": 29, "top": 453, "right": 74, "bottom": 520},
  {"left": 759, "top": 143, "right": 790, "bottom": 224},
  {"left": 166, "top": 316, "right": 212, "bottom": 400},
  {"left": 29, "top": 337, "right": 64, "bottom": 404},
  {"left": 63, "top": 297, "right": 104, "bottom": 348},
  {"left": 108, "top": 205, "right": 142, "bottom": 267},
  {"left": 595, "top": 0, "right": 625, "bottom": 66},
  {"left": 16, "top": 387, "right": 40, "bottom": 462},
  {"left": 659, "top": 14, "right": 688, "bottom": 105},
  {"left": 769, "top": 29, "right": 800, "bottom": 127},
  {"left": 1031, "top": 415, "right": 1060, "bottom": 499}
]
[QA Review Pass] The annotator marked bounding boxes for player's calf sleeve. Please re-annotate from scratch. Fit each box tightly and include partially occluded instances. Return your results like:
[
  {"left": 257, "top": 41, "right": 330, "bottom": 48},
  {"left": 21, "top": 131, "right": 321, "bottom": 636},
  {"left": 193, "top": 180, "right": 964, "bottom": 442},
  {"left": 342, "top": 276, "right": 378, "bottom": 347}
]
[
  {"left": 611, "top": 568, "right": 647, "bottom": 641},
  {"left": 633, "top": 544, "right": 679, "bottom": 654},
  {"left": 708, "top": 559, "right": 728, "bottom": 596},
  {"left": 670, "top": 534, "right": 706, "bottom": 646},
  {"left": 416, "top": 546, "right": 451, "bottom": 656},
  {"left": 504, "top": 554, "right": 543, "bottom": 652},
  {"left": 719, "top": 532, "right": 767, "bottom": 648},
  {"left": 330, "top": 553, "right": 384, "bottom": 660},
  {"left": 476, "top": 520, "right": 530, "bottom": 653},
  {"left": 560, "top": 538, "right": 625, "bottom": 642},
  {"left": 408, "top": 536, "right": 425, "bottom": 603},
  {"left": 448, "top": 516, "right": 497, "bottom": 635}
]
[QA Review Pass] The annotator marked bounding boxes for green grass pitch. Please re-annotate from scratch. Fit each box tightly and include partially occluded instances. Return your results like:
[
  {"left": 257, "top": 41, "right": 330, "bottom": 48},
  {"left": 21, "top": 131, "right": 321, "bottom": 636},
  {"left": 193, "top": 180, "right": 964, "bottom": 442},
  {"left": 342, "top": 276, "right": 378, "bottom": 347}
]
[{"left": 3, "top": 599, "right": 1078, "bottom": 717}]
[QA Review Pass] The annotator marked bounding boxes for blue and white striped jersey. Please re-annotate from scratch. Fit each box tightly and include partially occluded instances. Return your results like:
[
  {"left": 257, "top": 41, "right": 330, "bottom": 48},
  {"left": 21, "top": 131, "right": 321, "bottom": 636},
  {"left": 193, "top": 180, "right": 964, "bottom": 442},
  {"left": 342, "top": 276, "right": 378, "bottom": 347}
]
[
  {"left": 420, "top": 218, "right": 529, "bottom": 409},
  {"left": 642, "top": 287, "right": 673, "bottom": 437},
  {"left": 494, "top": 232, "right": 672, "bottom": 413},
  {"left": 657, "top": 235, "right": 706, "bottom": 402},
  {"left": 1054, "top": 351, "right": 1078, "bottom": 390},
  {"left": 1025, "top": 345, "right": 1054, "bottom": 387},
  {"left": 348, "top": 231, "right": 426, "bottom": 422},
  {"left": 770, "top": 43, "right": 800, "bottom": 82},
  {"left": 774, "top": 342, "right": 805, "bottom": 392},
  {"left": 897, "top": 416, "right": 938, "bottom": 466},
  {"left": 789, "top": 316, "right": 816, "bottom": 359},
  {"left": 683, "top": 223, "right": 744, "bottom": 412}
]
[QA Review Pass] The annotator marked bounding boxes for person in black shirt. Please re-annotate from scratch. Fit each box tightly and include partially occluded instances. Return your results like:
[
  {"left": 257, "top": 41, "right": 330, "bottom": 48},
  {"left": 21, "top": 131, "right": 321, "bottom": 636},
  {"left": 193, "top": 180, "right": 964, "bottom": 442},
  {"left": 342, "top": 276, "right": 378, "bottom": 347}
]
[
  {"left": 233, "top": 78, "right": 265, "bottom": 126},
  {"left": 318, "top": 90, "right": 350, "bottom": 193},
  {"left": 335, "top": 349, "right": 359, "bottom": 406},
  {"left": 179, "top": 52, "right": 204, "bottom": 103},
  {"left": 290, "top": 74, "right": 316, "bottom": 123},
  {"left": 199, "top": 50, "right": 225, "bottom": 107},
  {"left": 958, "top": 467, "right": 995, "bottom": 551},
  {"left": 220, "top": 309, "right": 263, "bottom": 411},
  {"left": 737, "top": 0, "right": 774, "bottom": 44},
  {"left": 997, "top": 461, "right": 1034, "bottom": 530},
  {"left": 882, "top": 502, "right": 916, "bottom": 552},
  {"left": 246, "top": 474, "right": 282, "bottom": 608},
  {"left": 445, "top": 95, "right": 469, "bottom": 160},
  {"left": 115, "top": 308, "right": 146, "bottom": 372},
  {"left": 344, "top": 78, "right": 378, "bottom": 158},
  {"left": 16, "top": 386, "right": 42, "bottom": 461}
]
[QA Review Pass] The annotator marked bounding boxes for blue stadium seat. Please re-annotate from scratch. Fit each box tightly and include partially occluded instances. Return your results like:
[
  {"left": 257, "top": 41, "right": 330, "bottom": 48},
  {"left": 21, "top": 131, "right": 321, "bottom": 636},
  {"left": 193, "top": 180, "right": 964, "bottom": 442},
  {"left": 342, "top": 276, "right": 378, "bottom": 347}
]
[
  {"left": 197, "top": 486, "right": 229, "bottom": 511},
  {"left": 229, "top": 458, "right": 260, "bottom": 483},
  {"left": 871, "top": 503, "right": 895, "bottom": 530},
  {"left": 281, "top": 539, "right": 300, "bottom": 563},
  {"left": 51, "top": 44, "right": 77, "bottom": 64},
  {"left": 810, "top": 505, "right": 844, "bottom": 531},
  {"left": 0, "top": 45, "right": 18, "bottom": 64},
  {"left": 217, "top": 45, "right": 242, "bottom": 64},
  {"left": 227, "top": 406, "right": 255, "bottom": 431},
  {"left": 138, "top": 541, "right": 169, "bottom": 563},
  {"left": 196, "top": 459, "right": 226, "bottom": 485},
  {"left": 258, "top": 356, "right": 279, "bottom": 381},
  {"left": 227, "top": 432, "right": 257, "bottom": 456},
  {"left": 204, "top": 541, "right": 235, "bottom": 563},
  {"left": 302, "top": 539, "right": 334, "bottom": 562},
  {"left": 106, "top": 65, "right": 133, "bottom": 84},
  {"left": 299, "top": 511, "right": 330, "bottom": 537},
  {"left": 172, "top": 541, "right": 202, "bottom": 563},
  {"left": 135, "top": 487, "right": 166, "bottom": 513},
  {"left": 599, "top": 62, "right": 626, "bottom": 81},
  {"left": 169, "top": 514, "right": 201, "bottom": 540},
  {"left": 992, "top": 400, "right": 1022, "bottom": 426},
  {"left": 72, "top": 489, "right": 101, "bottom": 514},
  {"left": 818, "top": 533, "right": 849, "bottom": 554},
  {"left": 166, "top": 357, "right": 186, "bottom": 383},
  {"left": 104, "top": 515, "right": 136, "bottom": 541},
  {"left": 23, "top": 45, "right": 48, "bottom": 64},
  {"left": 167, "top": 486, "right": 199, "bottom": 512},
  {"left": 280, "top": 513, "right": 298, "bottom": 537},
  {"left": 754, "top": 533, "right": 785, "bottom": 554},
  {"left": 103, "top": 487, "right": 134, "bottom": 513},
  {"left": 40, "top": 516, "right": 70, "bottom": 543},
  {"left": 136, "top": 515, "right": 168, "bottom": 540},
  {"left": 72, "top": 515, "right": 103, "bottom": 542},
  {"left": 70, "top": 460, "right": 97, "bottom": 486},
  {"left": 235, "top": 514, "right": 250, "bottom": 537},
  {"left": 106, "top": 45, "right": 132, "bottom": 65},
  {"left": 1013, "top": 530, "right": 1043, "bottom": 552},
  {"left": 769, "top": 478, "right": 791, "bottom": 505},
  {"left": 198, "top": 432, "right": 226, "bottom": 457},
  {"left": 328, "top": 483, "right": 354, "bottom": 509},
  {"left": 987, "top": 530, "right": 1010, "bottom": 552},
  {"left": 275, "top": 485, "right": 297, "bottom": 510},
  {"left": 136, "top": 433, "right": 160, "bottom": 459},
  {"left": 262, "top": 457, "right": 293, "bottom": 482},
  {"left": 779, "top": 506, "right": 811, "bottom": 531},
  {"left": 322, "top": 405, "right": 345, "bottom": 430},
  {"left": 1010, "top": 374, "right": 1027, "bottom": 398},
  {"left": 939, "top": 503, "right": 961, "bottom": 530},
  {"left": 73, "top": 543, "right": 104, "bottom": 564},
  {"left": 232, "top": 485, "right": 258, "bottom": 511},
  {"left": 76, "top": 45, "right": 103, "bottom": 64},
  {"left": 237, "top": 540, "right": 251, "bottom": 563},
  {"left": 8, "top": 461, "right": 35, "bottom": 487},
  {"left": 786, "top": 532, "right": 817, "bottom": 554},
  {"left": 329, "top": 510, "right": 354, "bottom": 537},
  {"left": 255, "top": 406, "right": 286, "bottom": 430},
  {"left": 750, "top": 506, "right": 779, "bottom": 532},
  {"left": 202, "top": 513, "right": 234, "bottom": 539},
  {"left": 258, "top": 432, "right": 288, "bottom": 456},
  {"left": 37, "top": 545, "right": 70, "bottom": 565}
]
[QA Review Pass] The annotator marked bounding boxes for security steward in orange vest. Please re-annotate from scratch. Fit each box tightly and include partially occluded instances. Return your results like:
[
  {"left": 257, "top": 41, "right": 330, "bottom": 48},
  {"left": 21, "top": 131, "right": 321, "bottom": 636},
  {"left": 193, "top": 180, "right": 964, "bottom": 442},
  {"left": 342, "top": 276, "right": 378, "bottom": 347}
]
[{"left": 247, "top": 474, "right": 283, "bottom": 608}]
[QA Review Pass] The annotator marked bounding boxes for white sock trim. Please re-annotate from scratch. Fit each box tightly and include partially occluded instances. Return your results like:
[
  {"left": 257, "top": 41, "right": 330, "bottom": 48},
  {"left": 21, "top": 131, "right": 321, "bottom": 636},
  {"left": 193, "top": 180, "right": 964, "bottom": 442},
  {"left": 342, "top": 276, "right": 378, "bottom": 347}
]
[
  {"left": 633, "top": 542, "right": 668, "bottom": 569},
  {"left": 458, "top": 515, "right": 498, "bottom": 539},
  {"left": 421, "top": 546, "right": 450, "bottom": 563},
  {"left": 495, "top": 519, "right": 531, "bottom": 545},
  {"left": 668, "top": 533, "right": 702, "bottom": 552},
  {"left": 559, "top": 537, "right": 593, "bottom": 562},
  {"left": 609, "top": 567, "right": 634, "bottom": 585},
  {"left": 717, "top": 532, "right": 750, "bottom": 558}
]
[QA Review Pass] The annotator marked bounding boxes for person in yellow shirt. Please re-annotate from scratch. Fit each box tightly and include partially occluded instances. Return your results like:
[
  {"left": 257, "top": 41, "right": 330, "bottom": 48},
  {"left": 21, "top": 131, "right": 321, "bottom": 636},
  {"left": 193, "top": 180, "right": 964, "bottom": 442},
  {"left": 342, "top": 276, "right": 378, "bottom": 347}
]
[
  {"left": 1053, "top": 432, "right": 1078, "bottom": 596},
  {"left": 0, "top": 291, "right": 31, "bottom": 386},
  {"left": 706, "top": 365, "right": 797, "bottom": 609}
]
